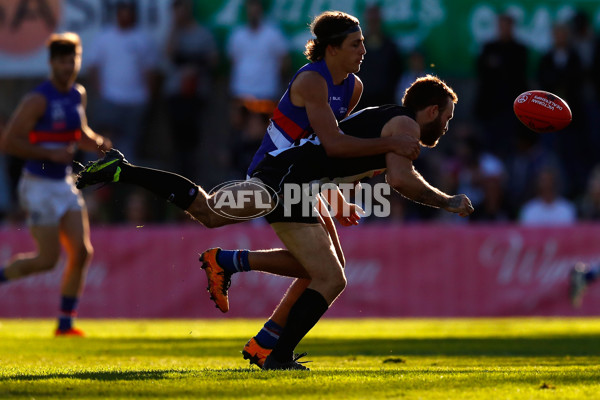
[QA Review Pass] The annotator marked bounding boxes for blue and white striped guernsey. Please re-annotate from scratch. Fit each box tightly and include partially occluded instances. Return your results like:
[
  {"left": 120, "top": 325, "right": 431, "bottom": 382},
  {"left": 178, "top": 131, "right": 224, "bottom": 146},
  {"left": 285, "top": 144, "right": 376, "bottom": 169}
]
[
  {"left": 25, "top": 80, "right": 82, "bottom": 179},
  {"left": 246, "top": 59, "right": 355, "bottom": 177}
]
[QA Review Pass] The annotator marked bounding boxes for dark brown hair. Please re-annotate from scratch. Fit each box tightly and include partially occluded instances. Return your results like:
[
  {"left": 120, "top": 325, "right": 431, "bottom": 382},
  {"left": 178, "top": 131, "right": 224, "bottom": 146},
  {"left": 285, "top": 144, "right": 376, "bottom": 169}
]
[
  {"left": 402, "top": 75, "right": 458, "bottom": 112},
  {"left": 47, "top": 32, "right": 81, "bottom": 59},
  {"left": 304, "top": 11, "right": 360, "bottom": 62}
]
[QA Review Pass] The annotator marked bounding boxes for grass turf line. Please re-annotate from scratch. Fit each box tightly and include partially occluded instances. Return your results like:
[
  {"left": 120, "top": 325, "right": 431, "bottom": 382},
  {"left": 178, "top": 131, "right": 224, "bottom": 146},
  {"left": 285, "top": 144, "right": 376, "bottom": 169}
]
[{"left": 0, "top": 318, "right": 599, "bottom": 399}]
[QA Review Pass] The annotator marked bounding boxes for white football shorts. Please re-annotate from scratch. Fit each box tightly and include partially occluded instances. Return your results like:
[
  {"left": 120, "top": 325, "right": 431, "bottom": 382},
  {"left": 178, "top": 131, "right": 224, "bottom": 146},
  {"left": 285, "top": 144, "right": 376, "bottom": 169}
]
[{"left": 18, "top": 172, "right": 84, "bottom": 226}]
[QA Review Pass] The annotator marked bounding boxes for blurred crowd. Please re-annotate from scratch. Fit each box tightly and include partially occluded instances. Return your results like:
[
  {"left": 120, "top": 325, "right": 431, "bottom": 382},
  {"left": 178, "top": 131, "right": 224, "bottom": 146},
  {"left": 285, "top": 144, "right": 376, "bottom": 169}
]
[{"left": 1, "top": 0, "right": 600, "bottom": 227}]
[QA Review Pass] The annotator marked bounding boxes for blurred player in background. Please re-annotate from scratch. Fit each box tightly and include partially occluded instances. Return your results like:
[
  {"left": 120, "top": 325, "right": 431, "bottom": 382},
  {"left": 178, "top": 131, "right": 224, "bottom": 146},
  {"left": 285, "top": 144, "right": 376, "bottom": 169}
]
[
  {"left": 0, "top": 33, "right": 112, "bottom": 336},
  {"left": 570, "top": 262, "right": 600, "bottom": 307}
]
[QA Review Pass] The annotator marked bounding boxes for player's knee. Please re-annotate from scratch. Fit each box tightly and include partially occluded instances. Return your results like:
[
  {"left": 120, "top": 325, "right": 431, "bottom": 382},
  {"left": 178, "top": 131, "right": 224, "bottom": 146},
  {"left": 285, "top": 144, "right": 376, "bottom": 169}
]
[
  {"left": 330, "top": 271, "right": 347, "bottom": 295},
  {"left": 77, "top": 243, "right": 93, "bottom": 264},
  {"left": 187, "top": 197, "right": 221, "bottom": 228},
  {"left": 62, "top": 243, "right": 91, "bottom": 270},
  {"left": 319, "top": 267, "right": 346, "bottom": 294}
]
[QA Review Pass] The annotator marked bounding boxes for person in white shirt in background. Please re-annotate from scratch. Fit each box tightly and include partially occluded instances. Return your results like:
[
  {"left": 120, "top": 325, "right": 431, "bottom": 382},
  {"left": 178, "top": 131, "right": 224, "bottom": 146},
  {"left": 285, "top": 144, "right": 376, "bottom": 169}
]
[
  {"left": 227, "top": 0, "right": 289, "bottom": 103},
  {"left": 519, "top": 166, "right": 576, "bottom": 225},
  {"left": 86, "top": 0, "right": 159, "bottom": 162},
  {"left": 226, "top": 0, "right": 290, "bottom": 164}
]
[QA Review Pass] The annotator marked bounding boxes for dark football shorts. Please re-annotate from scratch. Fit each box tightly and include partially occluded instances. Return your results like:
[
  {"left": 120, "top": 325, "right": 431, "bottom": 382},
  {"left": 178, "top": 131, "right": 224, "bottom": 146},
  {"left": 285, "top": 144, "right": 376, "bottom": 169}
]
[{"left": 252, "top": 105, "right": 414, "bottom": 224}]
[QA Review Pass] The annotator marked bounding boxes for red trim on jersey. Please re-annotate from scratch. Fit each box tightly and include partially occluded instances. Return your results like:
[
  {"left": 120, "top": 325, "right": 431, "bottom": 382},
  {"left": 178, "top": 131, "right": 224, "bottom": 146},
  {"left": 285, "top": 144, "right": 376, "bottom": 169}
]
[
  {"left": 271, "top": 108, "right": 307, "bottom": 140},
  {"left": 29, "top": 129, "right": 81, "bottom": 144}
]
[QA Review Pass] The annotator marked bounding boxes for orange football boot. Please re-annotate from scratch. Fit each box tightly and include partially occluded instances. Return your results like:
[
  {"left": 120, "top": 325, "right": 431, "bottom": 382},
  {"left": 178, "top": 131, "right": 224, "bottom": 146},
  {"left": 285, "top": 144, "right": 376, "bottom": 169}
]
[
  {"left": 200, "top": 248, "right": 232, "bottom": 313},
  {"left": 55, "top": 327, "right": 85, "bottom": 337},
  {"left": 242, "top": 337, "right": 272, "bottom": 368}
]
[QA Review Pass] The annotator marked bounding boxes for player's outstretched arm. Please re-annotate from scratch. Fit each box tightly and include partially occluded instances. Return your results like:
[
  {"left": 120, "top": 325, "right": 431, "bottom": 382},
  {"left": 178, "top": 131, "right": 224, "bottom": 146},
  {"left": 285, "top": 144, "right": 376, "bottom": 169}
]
[
  {"left": 381, "top": 114, "right": 474, "bottom": 217},
  {"left": 385, "top": 153, "right": 474, "bottom": 217}
]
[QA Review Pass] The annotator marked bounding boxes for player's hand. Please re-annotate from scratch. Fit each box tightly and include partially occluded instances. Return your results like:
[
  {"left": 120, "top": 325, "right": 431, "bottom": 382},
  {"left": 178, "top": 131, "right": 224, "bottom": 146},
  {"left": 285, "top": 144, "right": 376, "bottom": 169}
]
[
  {"left": 48, "top": 144, "right": 76, "bottom": 164},
  {"left": 335, "top": 203, "right": 365, "bottom": 226},
  {"left": 98, "top": 137, "right": 112, "bottom": 153},
  {"left": 391, "top": 134, "right": 420, "bottom": 160},
  {"left": 445, "top": 194, "right": 474, "bottom": 217}
]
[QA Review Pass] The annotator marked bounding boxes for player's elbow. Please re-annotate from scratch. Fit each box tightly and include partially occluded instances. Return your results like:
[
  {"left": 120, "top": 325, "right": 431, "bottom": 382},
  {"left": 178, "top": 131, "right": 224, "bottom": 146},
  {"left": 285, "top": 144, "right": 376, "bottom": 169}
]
[{"left": 385, "top": 171, "right": 408, "bottom": 192}]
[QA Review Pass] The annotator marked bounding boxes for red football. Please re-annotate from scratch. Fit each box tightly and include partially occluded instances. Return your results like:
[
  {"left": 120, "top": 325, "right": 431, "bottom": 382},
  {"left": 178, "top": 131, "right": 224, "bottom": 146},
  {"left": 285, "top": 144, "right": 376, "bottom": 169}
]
[{"left": 513, "top": 90, "right": 572, "bottom": 133}]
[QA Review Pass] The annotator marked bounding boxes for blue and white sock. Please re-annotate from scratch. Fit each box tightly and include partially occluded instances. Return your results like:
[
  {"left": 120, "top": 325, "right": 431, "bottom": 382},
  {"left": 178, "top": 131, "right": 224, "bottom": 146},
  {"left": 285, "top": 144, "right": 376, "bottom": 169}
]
[
  {"left": 216, "top": 249, "right": 251, "bottom": 275},
  {"left": 255, "top": 319, "right": 283, "bottom": 349},
  {"left": 58, "top": 296, "right": 79, "bottom": 331}
]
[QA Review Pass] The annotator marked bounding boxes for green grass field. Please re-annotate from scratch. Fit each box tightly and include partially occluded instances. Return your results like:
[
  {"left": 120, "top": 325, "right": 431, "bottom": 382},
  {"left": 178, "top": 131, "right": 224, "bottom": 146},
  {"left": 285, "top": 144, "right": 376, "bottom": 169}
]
[{"left": 1, "top": 318, "right": 599, "bottom": 399}]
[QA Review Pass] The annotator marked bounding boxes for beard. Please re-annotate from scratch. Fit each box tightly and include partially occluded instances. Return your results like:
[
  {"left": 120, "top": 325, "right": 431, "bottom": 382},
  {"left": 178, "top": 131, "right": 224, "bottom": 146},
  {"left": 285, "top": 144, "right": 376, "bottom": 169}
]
[{"left": 420, "top": 115, "right": 445, "bottom": 147}]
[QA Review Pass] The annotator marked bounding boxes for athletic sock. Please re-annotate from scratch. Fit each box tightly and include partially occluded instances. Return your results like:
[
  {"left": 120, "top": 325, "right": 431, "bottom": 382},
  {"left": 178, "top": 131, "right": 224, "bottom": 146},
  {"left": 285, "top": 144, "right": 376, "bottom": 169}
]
[
  {"left": 269, "top": 288, "right": 329, "bottom": 362},
  {"left": 0, "top": 268, "right": 7, "bottom": 283},
  {"left": 216, "top": 249, "right": 251, "bottom": 274},
  {"left": 118, "top": 164, "right": 199, "bottom": 210},
  {"left": 585, "top": 266, "right": 600, "bottom": 283},
  {"left": 58, "top": 296, "right": 79, "bottom": 331},
  {"left": 255, "top": 319, "right": 283, "bottom": 349}
]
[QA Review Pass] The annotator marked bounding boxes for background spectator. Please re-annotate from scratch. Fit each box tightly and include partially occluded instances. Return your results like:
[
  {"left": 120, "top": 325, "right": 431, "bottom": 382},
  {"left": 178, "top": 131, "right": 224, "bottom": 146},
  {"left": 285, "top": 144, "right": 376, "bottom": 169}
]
[
  {"left": 0, "top": 4, "right": 598, "bottom": 225},
  {"left": 357, "top": 4, "right": 403, "bottom": 107},
  {"left": 578, "top": 164, "right": 600, "bottom": 220},
  {"left": 0, "top": 115, "right": 13, "bottom": 220},
  {"left": 226, "top": 0, "right": 289, "bottom": 129},
  {"left": 471, "top": 153, "right": 510, "bottom": 222},
  {"left": 537, "top": 22, "right": 590, "bottom": 197},
  {"left": 506, "top": 129, "right": 560, "bottom": 217},
  {"left": 163, "top": 0, "right": 218, "bottom": 179},
  {"left": 584, "top": 12, "right": 600, "bottom": 151},
  {"left": 519, "top": 166, "right": 576, "bottom": 225},
  {"left": 225, "top": 0, "right": 290, "bottom": 177},
  {"left": 474, "top": 12, "right": 529, "bottom": 159},
  {"left": 231, "top": 106, "right": 270, "bottom": 178},
  {"left": 396, "top": 49, "right": 429, "bottom": 104},
  {"left": 86, "top": 0, "right": 160, "bottom": 162}
]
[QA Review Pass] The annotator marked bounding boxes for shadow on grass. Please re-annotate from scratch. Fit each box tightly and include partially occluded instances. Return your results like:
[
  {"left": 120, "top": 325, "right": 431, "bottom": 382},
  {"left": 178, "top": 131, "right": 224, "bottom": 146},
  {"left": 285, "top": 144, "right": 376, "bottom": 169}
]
[
  {"left": 9, "top": 335, "right": 600, "bottom": 359},
  {"left": 1, "top": 369, "right": 193, "bottom": 381},
  {"left": 74, "top": 335, "right": 600, "bottom": 357},
  {"left": 5, "top": 367, "right": 599, "bottom": 387},
  {"left": 303, "top": 336, "right": 600, "bottom": 357}
]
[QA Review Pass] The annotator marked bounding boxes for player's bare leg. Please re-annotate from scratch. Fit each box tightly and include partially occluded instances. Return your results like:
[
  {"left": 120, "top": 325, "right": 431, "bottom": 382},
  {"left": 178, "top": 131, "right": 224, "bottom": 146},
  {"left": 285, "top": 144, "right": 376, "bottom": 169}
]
[
  {"left": 200, "top": 246, "right": 311, "bottom": 313},
  {"left": 0, "top": 221, "right": 86, "bottom": 335},
  {"left": 53, "top": 209, "right": 93, "bottom": 336},
  {"left": 246, "top": 250, "right": 310, "bottom": 278},
  {"left": 256, "top": 221, "right": 344, "bottom": 370},
  {"left": 187, "top": 179, "right": 275, "bottom": 228},
  {"left": 2, "top": 226, "right": 61, "bottom": 280},
  {"left": 58, "top": 209, "right": 93, "bottom": 297},
  {"left": 236, "top": 207, "right": 345, "bottom": 367},
  {"left": 76, "top": 149, "right": 276, "bottom": 227},
  {"left": 246, "top": 117, "right": 415, "bottom": 369},
  {"left": 257, "top": 213, "right": 344, "bottom": 322}
]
